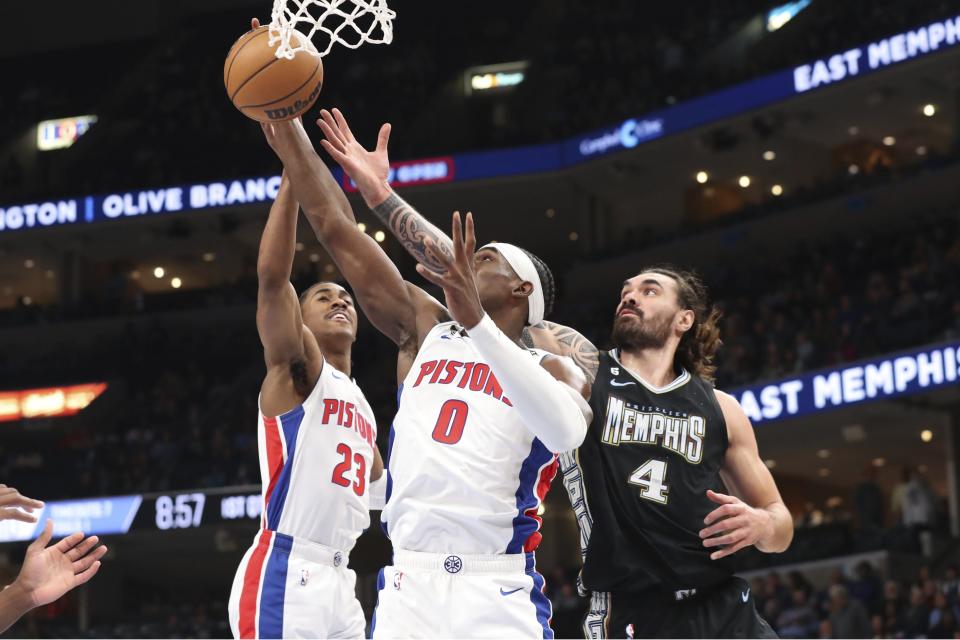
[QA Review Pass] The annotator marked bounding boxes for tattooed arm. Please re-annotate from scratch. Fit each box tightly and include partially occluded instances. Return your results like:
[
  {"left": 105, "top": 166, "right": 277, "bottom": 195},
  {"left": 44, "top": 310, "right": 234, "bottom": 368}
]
[
  {"left": 316, "top": 108, "right": 455, "bottom": 274},
  {"left": 526, "top": 321, "right": 600, "bottom": 386}
]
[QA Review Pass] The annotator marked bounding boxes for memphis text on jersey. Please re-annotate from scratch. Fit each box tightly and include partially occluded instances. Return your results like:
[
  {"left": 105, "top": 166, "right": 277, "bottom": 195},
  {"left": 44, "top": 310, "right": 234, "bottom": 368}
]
[{"left": 600, "top": 395, "right": 705, "bottom": 463}]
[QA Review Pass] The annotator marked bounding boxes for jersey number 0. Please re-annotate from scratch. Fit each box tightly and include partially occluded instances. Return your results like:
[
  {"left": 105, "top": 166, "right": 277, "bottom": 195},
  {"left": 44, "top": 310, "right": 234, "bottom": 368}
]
[{"left": 432, "top": 399, "right": 469, "bottom": 445}]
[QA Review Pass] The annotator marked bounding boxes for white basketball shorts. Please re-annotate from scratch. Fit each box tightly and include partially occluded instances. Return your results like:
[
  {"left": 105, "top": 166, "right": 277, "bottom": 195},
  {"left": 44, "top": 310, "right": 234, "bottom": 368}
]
[
  {"left": 371, "top": 549, "right": 553, "bottom": 639},
  {"left": 228, "top": 529, "right": 365, "bottom": 639}
]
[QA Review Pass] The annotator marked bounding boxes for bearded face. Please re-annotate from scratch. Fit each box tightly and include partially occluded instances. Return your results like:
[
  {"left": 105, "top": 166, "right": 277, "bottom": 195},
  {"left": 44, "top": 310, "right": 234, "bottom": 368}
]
[{"left": 611, "top": 305, "right": 674, "bottom": 350}]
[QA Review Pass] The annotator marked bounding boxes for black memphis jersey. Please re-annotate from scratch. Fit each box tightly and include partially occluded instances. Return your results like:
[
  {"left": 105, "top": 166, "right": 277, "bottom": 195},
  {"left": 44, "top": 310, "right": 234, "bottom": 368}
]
[{"left": 561, "top": 349, "right": 734, "bottom": 593}]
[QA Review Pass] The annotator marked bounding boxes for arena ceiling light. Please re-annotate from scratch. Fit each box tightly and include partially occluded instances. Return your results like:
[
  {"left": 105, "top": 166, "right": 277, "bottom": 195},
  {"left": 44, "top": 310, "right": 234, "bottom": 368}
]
[
  {"left": 357, "top": 223, "right": 367, "bottom": 233},
  {"left": 202, "top": 252, "right": 216, "bottom": 262},
  {"left": 771, "top": 184, "right": 784, "bottom": 196},
  {"left": 170, "top": 277, "right": 182, "bottom": 289},
  {"left": 923, "top": 104, "right": 936, "bottom": 117},
  {"left": 883, "top": 136, "right": 896, "bottom": 146},
  {"left": 766, "top": 0, "right": 811, "bottom": 32},
  {"left": 695, "top": 171, "right": 709, "bottom": 184},
  {"left": 374, "top": 231, "right": 386, "bottom": 243},
  {"left": 763, "top": 150, "right": 776, "bottom": 161},
  {"left": 153, "top": 267, "right": 165, "bottom": 278},
  {"left": 916, "top": 146, "right": 928, "bottom": 156},
  {"left": 921, "top": 429, "right": 933, "bottom": 442},
  {"left": 738, "top": 175, "right": 751, "bottom": 188}
]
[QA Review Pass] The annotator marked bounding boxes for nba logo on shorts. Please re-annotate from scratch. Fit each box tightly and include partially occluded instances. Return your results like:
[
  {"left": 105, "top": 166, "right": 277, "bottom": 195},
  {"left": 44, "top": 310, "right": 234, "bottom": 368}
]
[
  {"left": 625, "top": 623, "right": 635, "bottom": 639},
  {"left": 393, "top": 571, "right": 404, "bottom": 590},
  {"left": 333, "top": 552, "right": 343, "bottom": 567},
  {"left": 443, "top": 556, "right": 463, "bottom": 574}
]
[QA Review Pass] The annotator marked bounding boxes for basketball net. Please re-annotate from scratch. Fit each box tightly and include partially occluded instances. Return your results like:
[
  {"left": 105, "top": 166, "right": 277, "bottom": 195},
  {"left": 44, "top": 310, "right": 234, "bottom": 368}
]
[{"left": 269, "top": 0, "right": 395, "bottom": 58}]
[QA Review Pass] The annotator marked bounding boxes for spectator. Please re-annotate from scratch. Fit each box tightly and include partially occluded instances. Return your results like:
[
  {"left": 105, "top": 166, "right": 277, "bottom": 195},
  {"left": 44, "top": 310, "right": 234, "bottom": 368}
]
[
  {"left": 849, "top": 561, "right": 883, "bottom": 616},
  {"left": 854, "top": 466, "right": 884, "bottom": 530},
  {"left": 903, "top": 584, "right": 931, "bottom": 638},
  {"left": 777, "top": 589, "right": 819, "bottom": 639},
  {"left": 829, "top": 583, "right": 871, "bottom": 639}
]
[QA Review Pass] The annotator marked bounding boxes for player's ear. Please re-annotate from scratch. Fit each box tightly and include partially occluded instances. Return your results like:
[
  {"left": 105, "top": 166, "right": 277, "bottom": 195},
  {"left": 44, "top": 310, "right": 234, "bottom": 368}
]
[
  {"left": 513, "top": 281, "right": 533, "bottom": 300},
  {"left": 676, "top": 309, "right": 695, "bottom": 333}
]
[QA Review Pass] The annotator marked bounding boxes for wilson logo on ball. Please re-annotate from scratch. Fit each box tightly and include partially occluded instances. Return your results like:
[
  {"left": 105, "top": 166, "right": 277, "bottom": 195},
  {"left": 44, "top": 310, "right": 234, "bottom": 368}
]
[{"left": 263, "top": 81, "right": 323, "bottom": 121}]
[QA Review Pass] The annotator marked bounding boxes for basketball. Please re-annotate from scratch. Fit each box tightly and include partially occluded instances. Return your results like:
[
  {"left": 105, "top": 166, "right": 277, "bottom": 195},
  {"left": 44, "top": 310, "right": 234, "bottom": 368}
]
[{"left": 224, "top": 26, "right": 323, "bottom": 123}]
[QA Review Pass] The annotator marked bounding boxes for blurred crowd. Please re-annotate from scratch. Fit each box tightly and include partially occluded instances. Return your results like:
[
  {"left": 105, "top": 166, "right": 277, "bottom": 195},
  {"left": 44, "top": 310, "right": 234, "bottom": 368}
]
[
  {"left": 753, "top": 561, "right": 960, "bottom": 639},
  {"left": 2, "top": 207, "right": 956, "bottom": 502}
]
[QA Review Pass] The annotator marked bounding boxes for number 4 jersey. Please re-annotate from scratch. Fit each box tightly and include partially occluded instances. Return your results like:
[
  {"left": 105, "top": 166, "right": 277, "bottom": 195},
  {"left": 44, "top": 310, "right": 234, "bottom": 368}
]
[
  {"left": 256, "top": 357, "right": 378, "bottom": 551},
  {"left": 382, "top": 321, "right": 557, "bottom": 555},
  {"left": 563, "top": 349, "right": 734, "bottom": 593}
]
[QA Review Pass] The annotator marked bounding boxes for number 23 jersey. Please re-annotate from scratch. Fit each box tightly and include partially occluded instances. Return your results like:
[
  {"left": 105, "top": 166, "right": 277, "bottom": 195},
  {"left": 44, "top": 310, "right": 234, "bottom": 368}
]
[
  {"left": 563, "top": 349, "right": 734, "bottom": 593},
  {"left": 382, "top": 321, "right": 557, "bottom": 555}
]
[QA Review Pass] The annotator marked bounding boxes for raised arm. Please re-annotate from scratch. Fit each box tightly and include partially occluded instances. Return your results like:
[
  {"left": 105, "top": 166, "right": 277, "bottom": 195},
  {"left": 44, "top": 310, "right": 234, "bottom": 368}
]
[
  {"left": 316, "top": 108, "right": 455, "bottom": 275},
  {"left": 256, "top": 172, "right": 309, "bottom": 373},
  {"left": 262, "top": 118, "right": 443, "bottom": 350}
]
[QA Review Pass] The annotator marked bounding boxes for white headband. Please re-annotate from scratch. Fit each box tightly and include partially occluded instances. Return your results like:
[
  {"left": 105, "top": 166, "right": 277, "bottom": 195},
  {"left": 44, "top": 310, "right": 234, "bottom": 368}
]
[{"left": 482, "top": 242, "right": 545, "bottom": 325}]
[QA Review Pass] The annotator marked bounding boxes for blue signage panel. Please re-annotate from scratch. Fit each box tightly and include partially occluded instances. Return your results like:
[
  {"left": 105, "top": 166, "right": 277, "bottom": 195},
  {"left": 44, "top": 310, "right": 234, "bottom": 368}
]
[
  {"left": 0, "top": 495, "right": 142, "bottom": 543},
  {"left": 730, "top": 341, "right": 960, "bottom": 425}
]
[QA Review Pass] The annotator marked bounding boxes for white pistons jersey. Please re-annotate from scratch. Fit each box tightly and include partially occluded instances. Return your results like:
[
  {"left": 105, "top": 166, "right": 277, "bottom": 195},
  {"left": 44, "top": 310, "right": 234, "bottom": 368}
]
[
  {"left": 382, "top": 321, "right": 558, "bottom": 555},
  {"left": 256, "top": 358, "right": 377, "bottom": 551}
]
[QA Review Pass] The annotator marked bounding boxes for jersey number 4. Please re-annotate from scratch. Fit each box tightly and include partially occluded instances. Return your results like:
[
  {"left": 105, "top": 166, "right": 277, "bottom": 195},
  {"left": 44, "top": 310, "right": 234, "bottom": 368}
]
[
  {"left": 431, "top": 399, "right": 468, "bottom": 445},
  {"left": 332, "top": 443, "right": 366, "bottom": 496},
  {"left": 628, "top": 459, "right": 669, "bottom": 504}
]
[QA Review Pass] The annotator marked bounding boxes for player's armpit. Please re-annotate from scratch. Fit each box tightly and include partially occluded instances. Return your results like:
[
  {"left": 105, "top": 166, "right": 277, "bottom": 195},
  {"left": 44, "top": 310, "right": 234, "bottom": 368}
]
[{"left": 527, "top": 321, "right": 600, "bottom": 384}]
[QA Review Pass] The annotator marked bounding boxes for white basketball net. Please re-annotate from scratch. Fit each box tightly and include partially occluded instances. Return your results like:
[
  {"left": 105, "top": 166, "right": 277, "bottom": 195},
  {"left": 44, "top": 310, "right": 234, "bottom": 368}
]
[{"left": 269, "top": 0, "right": 395, "bottom": 59}]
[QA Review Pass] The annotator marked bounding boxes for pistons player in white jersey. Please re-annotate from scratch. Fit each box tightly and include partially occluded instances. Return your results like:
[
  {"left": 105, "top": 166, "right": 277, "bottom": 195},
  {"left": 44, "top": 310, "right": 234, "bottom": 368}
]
[
  {"left": 227, "top": 120, "right": 384, "bottom": 637},
  {"left": 261, "top": 110, "right": 592, "bottom": 638}
]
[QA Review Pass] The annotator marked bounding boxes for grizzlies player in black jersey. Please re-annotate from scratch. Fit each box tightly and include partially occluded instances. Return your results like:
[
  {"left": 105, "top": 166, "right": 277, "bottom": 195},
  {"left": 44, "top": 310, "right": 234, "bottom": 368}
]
[{"left": 528, "top": 266, "right": 793, "bottom": 639}]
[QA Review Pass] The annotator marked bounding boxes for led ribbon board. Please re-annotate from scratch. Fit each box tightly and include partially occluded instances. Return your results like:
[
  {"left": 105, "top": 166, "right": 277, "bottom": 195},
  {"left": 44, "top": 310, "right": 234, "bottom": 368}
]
[{"left": 731, "top": 340, "right": 960, "bottom": 425}]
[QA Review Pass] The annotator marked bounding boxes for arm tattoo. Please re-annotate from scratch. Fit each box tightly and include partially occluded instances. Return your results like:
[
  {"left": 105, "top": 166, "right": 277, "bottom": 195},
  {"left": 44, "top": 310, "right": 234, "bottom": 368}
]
[
  {"left": 372, "top": 192, "right": 453, "bottom": 273},
  {"left": 537, "top": 321, "right": 600, "bottom": 383}
]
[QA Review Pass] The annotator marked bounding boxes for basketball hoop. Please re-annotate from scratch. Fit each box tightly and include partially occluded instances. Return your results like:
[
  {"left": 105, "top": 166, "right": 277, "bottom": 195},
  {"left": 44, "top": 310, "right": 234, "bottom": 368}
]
[{"left": 269, "top": 0, "right": 395, "bottom": 59}]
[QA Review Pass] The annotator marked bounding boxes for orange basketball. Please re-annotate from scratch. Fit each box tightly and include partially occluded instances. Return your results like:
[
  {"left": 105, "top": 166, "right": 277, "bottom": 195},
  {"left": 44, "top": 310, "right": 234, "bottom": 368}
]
[{"left": 224, "top": 26, "right": 323, "bottom": 123}]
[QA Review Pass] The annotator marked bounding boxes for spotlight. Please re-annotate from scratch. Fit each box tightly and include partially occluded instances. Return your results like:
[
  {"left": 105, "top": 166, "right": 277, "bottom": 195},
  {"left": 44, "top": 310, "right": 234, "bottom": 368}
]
[
  {"left": 696, "top": 171, "right": 709, "bottom": 184},
  {"left": 171, "top": 277, "right": 182, "bottom": 289},
  {"left": 923, "top": 104, "right": 936, "bottom": 117},
  {"left": 763, "top": 150, "right": 776, "bottom": 161},
  {"left": 771, "top": 184, "right": 783, "bottom": 196},
  {"left": 154, "top": 267, "right": 165, "bottom": 278},
  {"left": 738, "top": 175, "right": 751, "bottom": 188}
]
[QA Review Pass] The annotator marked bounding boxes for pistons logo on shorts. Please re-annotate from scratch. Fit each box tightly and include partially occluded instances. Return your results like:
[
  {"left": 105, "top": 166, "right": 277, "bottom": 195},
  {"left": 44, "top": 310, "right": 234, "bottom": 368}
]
[{"left": 443, "top": 556, "right": 463, "bottom": 574}]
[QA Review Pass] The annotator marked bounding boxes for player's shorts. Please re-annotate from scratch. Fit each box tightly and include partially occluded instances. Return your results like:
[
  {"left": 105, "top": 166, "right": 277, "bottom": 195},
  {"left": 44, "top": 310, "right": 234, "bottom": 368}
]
[
  {"left": 228, "top": 528, "right": 365, "bottom": 639},
  {"left": 584, "top": 576, "right": 778, "bottom": 639},
  {"left": 371, "top": 548, "right": 553, "bottom": 639}
]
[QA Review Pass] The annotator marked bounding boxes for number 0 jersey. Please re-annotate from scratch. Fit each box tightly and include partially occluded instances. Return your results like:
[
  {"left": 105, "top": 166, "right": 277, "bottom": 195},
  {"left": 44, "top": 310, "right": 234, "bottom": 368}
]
[
  {"left": 256, "top": 358, "right": 377, "bottom": 552},
  {"left": 381, "top": 321, "right": 557, "bottom": 555},
  {"left": 562, "top": 349, "right": 733, "bottom": 593}
]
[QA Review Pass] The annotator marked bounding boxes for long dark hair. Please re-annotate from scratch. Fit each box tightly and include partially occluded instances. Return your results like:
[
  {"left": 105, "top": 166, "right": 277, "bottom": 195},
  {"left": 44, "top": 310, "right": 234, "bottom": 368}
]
[{"left": 643, "top": 265, "right": 723, "bottom": 384}]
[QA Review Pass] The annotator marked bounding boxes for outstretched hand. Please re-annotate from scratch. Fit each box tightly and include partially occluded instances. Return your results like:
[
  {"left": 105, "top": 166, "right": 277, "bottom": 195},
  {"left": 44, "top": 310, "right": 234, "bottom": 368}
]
[
  {"left": 316, "top": 108, "right": 392, "bottom": 207},
  {"left": 415, "top": 212, "right": 485, "bottom": 329},
  {"left": 0, "top": 485, "right": 44, "bottom": 523},
  {"left": 16, "top": 520, "right": 107, "bottom": 608},
  {"left": 699, "top": 489, "right": 774, "bottom": 560}
]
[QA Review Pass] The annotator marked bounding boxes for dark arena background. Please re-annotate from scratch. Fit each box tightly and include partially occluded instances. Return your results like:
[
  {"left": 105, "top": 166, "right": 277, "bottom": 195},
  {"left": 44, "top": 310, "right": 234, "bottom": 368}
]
[{"left": 3, "top": 0, "right": 960, "bottom": 637}]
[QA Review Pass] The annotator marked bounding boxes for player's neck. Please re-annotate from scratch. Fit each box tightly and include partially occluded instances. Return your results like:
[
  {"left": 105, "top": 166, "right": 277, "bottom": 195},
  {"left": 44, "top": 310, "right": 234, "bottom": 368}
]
[
  {"left": 320, "top": 346, "right": 352, "bottom": 378},
  {"left": 617, "top": 346, "right": 679, "bottom": 388},
  {"left": 486, "top": 308, "right": 526, "bottom": 346}
]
